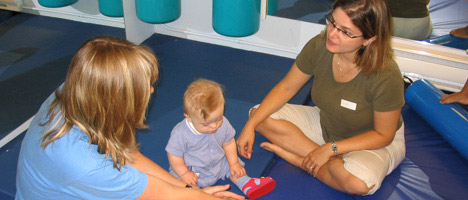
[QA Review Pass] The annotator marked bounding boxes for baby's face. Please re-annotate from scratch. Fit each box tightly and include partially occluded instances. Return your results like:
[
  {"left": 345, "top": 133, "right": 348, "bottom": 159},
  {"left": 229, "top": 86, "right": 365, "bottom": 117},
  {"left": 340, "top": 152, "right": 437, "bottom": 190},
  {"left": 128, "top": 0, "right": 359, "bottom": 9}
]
[{"left": 186, "top": 104, "right": 224, "bottom": 134}]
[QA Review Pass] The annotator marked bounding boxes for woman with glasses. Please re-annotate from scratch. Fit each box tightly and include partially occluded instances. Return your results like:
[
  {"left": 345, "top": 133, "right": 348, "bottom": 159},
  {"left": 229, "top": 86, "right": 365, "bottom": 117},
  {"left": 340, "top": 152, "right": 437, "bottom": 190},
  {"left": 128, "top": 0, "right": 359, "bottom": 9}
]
[{"left": 237, "top": 0, "right": 405, "bottom": 195}]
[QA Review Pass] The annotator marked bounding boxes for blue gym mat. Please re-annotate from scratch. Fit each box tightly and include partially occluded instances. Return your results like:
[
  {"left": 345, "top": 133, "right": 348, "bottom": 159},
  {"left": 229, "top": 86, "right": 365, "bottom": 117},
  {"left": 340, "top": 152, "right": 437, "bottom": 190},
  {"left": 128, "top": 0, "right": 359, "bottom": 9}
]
[
  {"left": 258, "top": 104, "right": 468, "bottom": 200},
  {"left": 1, "top": 12, "right": 468, "bottom": 200}
]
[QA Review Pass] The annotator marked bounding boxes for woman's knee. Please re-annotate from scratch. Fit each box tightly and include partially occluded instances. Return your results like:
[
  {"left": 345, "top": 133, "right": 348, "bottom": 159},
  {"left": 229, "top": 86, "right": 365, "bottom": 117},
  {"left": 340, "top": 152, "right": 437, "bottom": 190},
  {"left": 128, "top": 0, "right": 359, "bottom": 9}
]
[
  {"left": 327, "top": 158, "right": 372, "bottom": 195},
  {"left": 255, "top": 117, "right": 278, "bottom": 137},
  {"left": 249, "top": 108, "right": 276, "bottom": 133},
  {"left": 342, "top": 176, "right": 372, "bottom": 195}
]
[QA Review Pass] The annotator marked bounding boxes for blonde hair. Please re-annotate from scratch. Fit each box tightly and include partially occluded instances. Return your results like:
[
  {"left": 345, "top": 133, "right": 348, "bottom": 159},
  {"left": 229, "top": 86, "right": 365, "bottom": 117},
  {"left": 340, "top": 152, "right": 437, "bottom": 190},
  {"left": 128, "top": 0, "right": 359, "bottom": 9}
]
[
  {"left": 41, "top": 36, "right": 159, "bottom": 170},
  {"left": 332, "top": 0, "right": 394, "bottom": 76},
  {"left": 183, "top": 79, "right": 225, "bottom": 120}
]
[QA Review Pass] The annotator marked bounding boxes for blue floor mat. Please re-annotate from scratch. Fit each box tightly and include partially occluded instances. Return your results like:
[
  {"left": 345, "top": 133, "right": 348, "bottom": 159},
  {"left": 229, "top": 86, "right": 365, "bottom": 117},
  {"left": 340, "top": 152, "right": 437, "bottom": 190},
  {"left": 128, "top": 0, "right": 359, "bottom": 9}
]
[
  {"left": 0, "top": 13, "right": 125, "bottom": 139},
  {"left": 260, "top": 104, "right": 468, "bottom": 200},
  {"left": 0, "top": 13, "right": 304, "bottom": 199},
  {"left": 1, "top": 11, "right": 468, "bottom": 200}
]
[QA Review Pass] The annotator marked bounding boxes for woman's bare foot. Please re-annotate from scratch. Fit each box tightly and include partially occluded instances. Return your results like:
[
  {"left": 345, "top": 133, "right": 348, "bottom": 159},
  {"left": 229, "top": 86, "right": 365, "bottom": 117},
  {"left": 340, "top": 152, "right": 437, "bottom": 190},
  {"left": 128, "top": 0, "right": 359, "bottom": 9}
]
[
  {"left": 450, "top": 26, "right": 468, "bottom": 39},
  {"left": 260, "top": 142, "right": 281, "bottom": 153},
  {"left": 260, "top": 142, "right": 305, "bottom": 169}
]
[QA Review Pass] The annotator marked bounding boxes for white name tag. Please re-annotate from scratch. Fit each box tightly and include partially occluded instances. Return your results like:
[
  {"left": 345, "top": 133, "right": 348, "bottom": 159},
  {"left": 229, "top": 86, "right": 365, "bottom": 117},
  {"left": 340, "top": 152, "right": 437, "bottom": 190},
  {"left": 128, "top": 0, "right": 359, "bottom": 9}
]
[{"left": 341, "top": 99, "right": 357, "bottom": 110}]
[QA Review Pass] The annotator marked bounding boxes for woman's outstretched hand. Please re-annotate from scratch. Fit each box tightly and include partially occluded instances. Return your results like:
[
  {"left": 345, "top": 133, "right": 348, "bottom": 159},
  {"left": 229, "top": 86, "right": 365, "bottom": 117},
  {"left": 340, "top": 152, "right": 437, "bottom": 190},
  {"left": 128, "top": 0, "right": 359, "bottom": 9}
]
[
  {"left": 237, "top": 126, "right": 255, "bottom": 159},
  {"left": 202, "top": 184, "right": 245, "bottom": 200}
]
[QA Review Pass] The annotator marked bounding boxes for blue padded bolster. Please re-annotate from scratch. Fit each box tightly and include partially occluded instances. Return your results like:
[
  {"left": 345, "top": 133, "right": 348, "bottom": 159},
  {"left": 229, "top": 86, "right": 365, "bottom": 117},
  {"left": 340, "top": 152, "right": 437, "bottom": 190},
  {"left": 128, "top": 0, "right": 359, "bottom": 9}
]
[
  {"left": 424, "top": 34, "right": 468, "bottom": 51},
  {"left": 405, "top": 79, "right": 468, "bottom": 160}
]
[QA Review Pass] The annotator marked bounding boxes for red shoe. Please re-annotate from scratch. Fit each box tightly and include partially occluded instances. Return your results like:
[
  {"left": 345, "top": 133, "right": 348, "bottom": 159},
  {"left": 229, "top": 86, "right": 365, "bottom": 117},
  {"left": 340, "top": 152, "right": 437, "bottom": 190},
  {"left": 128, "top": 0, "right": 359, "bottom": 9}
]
[{"left": 242, "top": 177, "right": 276, "bottom": 199}]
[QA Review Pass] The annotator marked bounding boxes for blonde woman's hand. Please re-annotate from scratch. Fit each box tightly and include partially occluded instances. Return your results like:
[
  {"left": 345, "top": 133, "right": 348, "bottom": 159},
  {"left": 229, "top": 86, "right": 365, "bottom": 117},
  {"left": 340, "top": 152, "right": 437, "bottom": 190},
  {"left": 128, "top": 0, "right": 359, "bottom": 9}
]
[{"left": 202, "top": 185, "right": 246, "bottom": 200}]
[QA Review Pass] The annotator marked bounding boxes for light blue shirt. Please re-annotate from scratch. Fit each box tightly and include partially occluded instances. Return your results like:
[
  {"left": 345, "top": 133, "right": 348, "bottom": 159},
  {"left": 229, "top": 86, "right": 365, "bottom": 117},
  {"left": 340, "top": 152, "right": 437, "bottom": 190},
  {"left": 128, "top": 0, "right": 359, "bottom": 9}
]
[
  {"left": 165, "top": 117, "right": 243, "bottom": 187},
  {"left": 15, "top": 90, "right": 147, "bottom": 200}
]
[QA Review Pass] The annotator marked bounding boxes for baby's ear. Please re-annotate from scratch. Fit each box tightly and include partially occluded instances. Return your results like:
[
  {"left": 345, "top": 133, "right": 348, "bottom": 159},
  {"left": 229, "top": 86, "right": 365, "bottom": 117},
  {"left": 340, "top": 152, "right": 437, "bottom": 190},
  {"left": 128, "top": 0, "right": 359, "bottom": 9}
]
[{"left": 184, "top": 113, "right": 192, "bottom": 122}]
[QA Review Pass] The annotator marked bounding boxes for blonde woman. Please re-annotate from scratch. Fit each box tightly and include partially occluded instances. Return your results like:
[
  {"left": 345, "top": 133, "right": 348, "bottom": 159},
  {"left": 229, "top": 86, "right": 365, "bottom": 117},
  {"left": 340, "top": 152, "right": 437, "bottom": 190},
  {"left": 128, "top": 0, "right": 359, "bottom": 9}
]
[
  {"left": 237, "top": 0, "right": 405, "bottom": 196},
  {"left": 15, "top": 36, "right": 244, "bottom": 200}
]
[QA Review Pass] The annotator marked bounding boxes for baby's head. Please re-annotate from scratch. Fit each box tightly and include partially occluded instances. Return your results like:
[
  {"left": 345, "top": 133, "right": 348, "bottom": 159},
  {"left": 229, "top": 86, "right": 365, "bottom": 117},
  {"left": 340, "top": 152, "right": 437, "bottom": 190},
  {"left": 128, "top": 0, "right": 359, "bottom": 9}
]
[{"left": 183, "top": 79, "right": 225, "bottom": 134}]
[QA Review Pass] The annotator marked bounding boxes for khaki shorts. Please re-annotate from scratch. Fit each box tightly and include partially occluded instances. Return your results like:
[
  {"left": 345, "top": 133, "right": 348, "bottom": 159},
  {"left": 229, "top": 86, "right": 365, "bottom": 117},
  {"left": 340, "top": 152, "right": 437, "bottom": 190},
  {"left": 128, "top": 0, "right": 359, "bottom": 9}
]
[
  {"left": 252, "top": 103, "right": 406, "bottom": 195},
  {"left": 392, "top": 15, "right": 432, "bottom": 40}
]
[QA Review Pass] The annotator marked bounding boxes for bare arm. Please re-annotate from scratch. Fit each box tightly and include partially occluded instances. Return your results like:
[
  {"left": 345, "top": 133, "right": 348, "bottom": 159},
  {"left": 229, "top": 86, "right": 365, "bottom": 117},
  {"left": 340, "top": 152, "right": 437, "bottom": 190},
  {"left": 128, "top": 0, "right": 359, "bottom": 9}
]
[
  {"left": 237, "top": 63, "right": 313, "bottom": 159},
  {"left": 167, "top": 153, "right": 190, "bottom": 178},
  {"left": 223, "top": 138, "right": 246, "bottom": 178},
  {"left": 129, "top": 151, "right": 185, "bottom": 187},
  {"left": 167, "top": 152, "right": 198, "bottom": 186},
  {"left": 337, "top": 109, "right": 402, "bottom": 152},
  {"left": 224, "top": 139, "right": 240, "bottom": 165},
  {"left": 131, "top": 151, "right": 245, "bottom": 200},
  {"left": 305, "top": 109, "right": 402, "bottom": 175},
  {"left": 137, "top": 175, "right": 243, "bottom": 200}
]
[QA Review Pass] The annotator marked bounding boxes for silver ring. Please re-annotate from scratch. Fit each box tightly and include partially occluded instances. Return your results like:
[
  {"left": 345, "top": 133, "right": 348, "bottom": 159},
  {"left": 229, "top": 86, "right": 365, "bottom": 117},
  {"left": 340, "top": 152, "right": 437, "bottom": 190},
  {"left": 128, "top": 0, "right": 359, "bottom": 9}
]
[{"left": 309, "top": 166, "right": 314, "bottom": 170}]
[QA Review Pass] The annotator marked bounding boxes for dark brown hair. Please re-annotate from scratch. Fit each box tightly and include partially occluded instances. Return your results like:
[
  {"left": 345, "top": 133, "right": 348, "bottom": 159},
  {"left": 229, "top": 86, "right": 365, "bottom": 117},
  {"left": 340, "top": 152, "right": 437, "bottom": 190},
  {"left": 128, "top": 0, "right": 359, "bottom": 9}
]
[{"left": 332, "top": 0, "right": 394, "bottom": 76}]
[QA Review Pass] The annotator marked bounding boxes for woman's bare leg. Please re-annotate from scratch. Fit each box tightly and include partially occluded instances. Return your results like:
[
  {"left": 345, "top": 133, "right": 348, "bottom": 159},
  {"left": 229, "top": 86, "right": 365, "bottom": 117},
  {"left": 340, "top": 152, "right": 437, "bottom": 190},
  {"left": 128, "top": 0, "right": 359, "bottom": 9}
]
[
  {"left": 261, "top": 141, "right": 372, "bottom": 195},
  {"left": 318, "top": 157, "right": 373, "bottom": 195},
  {"left": 255, "top": 115, "right": 319, "bottom": 157},
  {"left": 252, "top": 109, "right": 372, "bottom": 195}
]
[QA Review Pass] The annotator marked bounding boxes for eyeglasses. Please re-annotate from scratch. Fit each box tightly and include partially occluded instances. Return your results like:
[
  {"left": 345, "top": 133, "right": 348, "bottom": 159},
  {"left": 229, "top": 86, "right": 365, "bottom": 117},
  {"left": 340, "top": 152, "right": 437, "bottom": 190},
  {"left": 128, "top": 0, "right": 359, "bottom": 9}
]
[{"left": 325, "top": 13, "right": 363, "bottom": 39}]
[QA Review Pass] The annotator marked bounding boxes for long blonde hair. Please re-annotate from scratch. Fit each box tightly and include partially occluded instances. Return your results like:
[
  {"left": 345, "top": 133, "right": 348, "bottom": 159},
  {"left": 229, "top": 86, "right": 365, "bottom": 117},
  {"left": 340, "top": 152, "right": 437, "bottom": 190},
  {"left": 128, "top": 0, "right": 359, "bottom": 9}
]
[
  {"left": 41, "top": 36, "right": 159, "bottom": 170},
  {"left": 332, "top": 0, "right": 394, "bottom": 76}
]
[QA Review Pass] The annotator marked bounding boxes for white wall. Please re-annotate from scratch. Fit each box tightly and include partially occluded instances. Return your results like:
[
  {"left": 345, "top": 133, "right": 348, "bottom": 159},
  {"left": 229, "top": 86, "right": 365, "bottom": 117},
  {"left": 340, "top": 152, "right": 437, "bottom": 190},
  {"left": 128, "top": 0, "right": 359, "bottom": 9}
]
[
  {"left": 14, "top": 0, "right": 468, "bottom": 91},
  {"left": 21, "top": 0, "right": 124, "bottom": 28},
  {"left": 123, "top": 0, "right": 323, "bottom": 59}
]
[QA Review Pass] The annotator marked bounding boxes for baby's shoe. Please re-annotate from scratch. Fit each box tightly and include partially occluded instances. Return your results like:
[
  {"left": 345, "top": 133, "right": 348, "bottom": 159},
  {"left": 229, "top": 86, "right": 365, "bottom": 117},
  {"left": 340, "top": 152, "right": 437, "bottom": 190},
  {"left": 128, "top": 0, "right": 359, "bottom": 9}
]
[{"left": 242, "top": 177, "right": 276, "bottom": 199}]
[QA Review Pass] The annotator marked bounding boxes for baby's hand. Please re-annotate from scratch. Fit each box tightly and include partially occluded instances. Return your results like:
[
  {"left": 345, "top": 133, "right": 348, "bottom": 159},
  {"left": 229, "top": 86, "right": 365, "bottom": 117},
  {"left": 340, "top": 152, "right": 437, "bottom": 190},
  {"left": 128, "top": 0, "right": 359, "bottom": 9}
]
[
  {"left": 230, "top": 162, "right": 246, "bottom": 178},
  {"left": 181, "top": 171, "right": 198, "bottom": 187}
]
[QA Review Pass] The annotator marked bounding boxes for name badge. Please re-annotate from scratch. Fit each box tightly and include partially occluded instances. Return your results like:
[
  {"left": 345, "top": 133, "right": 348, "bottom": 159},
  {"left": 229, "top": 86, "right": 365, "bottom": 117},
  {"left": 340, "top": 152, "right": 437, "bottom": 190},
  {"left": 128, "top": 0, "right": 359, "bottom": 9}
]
[{"left": 341, "top": 99, "right": 357, "bottom": 111}]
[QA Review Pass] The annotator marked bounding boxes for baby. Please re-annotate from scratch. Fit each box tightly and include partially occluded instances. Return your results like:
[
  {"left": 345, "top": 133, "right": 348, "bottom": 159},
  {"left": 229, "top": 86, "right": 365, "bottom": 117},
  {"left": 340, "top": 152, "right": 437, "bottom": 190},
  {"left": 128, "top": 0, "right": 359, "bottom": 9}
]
[{"left": 165, "top": 79, "right": 276, "bottom": 199}]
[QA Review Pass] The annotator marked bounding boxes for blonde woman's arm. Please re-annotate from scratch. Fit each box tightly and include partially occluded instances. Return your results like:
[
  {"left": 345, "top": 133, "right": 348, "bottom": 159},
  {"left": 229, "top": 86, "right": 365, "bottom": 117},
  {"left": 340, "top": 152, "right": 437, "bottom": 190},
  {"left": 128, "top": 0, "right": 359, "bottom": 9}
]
[
  {"left": 131, "top": 151, "right": 245, "bottom": 200},
  {"left": 137, "top": 175, "right": 244, "bottom": 200},
  {"left": 130, "top": 150, "right": 186, "bottom": 187}
]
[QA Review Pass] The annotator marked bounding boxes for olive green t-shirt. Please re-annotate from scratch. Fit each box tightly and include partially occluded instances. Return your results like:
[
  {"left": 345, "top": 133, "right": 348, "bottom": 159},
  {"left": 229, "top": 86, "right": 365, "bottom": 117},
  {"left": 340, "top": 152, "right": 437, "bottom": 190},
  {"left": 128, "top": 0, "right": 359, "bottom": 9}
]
[
  {"left": 296, "top": 34, "right": 405, "bottom": 143},
  {"left": 388, "top": 0, "right": 429, "bottom": 18}
]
